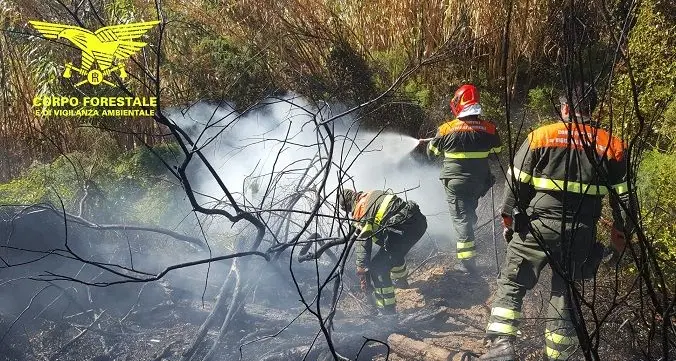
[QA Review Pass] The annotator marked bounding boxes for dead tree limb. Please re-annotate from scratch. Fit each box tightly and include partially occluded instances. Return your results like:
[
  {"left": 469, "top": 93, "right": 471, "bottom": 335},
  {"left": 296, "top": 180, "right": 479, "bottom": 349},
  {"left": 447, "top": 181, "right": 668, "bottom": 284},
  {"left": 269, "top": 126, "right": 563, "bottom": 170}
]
[
  {"left": 3, "top": 204, "right": 206, "bottom": 250},
  {"left": 49, "top": 310, "right": 106, "bottom": 361}
]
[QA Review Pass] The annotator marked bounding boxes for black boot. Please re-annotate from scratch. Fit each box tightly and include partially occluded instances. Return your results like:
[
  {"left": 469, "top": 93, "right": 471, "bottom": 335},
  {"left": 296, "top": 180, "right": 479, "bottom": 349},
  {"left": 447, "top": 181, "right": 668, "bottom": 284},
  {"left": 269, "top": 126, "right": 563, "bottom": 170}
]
[
  {"left": 479, "top": 337, "right": 517, "bottom": 360},
  {"left": 392, "top": 278, "right": 410, "bottom": 289},
  {"left": 454, "top": 258, "right": 477, "bottom": 274},
  {"left": 377, "top": 304, "right": 397, "bottom": 315}
]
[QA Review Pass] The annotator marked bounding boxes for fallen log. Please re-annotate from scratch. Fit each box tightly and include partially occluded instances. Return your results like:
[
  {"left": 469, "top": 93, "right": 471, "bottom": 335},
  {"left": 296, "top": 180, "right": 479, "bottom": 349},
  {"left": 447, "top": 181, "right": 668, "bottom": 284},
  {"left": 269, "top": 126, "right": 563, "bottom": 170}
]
[
  {"left": 258, "top": 345, "right": 312, "bottom": 361},
  {"left": 387, "top": 333, "right": 455, "bottom": 361},
  {"left": 399, "top": 306, "right": 448, "bottom": 326}
]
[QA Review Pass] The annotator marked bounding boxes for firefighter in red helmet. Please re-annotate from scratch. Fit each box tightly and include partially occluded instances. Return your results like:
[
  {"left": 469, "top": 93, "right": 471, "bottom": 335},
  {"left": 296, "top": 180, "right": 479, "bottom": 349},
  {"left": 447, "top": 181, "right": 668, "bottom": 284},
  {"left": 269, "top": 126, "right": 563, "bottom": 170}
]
[{"left": 426, "top": 84, "right": 502, "bottom": 273}]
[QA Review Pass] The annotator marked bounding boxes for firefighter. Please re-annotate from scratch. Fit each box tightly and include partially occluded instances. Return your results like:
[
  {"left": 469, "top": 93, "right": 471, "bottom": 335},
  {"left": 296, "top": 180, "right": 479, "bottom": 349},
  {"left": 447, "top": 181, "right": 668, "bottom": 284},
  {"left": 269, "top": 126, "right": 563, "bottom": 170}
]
[
  {"left": 480, "top": 83, "right": 633, "bottom": 360},
  {"left": 426, "top": 84, "right": 502, "bottom": 273},
  {"left": 339, "top": 188, "right": 427, "bottom": 315}
]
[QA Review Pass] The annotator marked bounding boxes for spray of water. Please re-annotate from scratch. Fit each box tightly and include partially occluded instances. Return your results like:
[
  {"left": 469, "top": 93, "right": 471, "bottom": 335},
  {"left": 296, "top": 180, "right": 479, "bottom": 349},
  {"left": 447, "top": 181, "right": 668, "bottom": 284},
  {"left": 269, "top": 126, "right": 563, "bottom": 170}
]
[{"left": 165, "top": 97, "right": 461, "bottom": 247}]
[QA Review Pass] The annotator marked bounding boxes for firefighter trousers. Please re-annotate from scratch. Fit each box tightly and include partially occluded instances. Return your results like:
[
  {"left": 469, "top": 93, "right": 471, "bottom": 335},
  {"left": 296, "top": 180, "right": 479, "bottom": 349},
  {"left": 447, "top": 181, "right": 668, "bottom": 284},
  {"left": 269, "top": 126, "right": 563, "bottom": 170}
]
[
  {"left": 370, "top": 209, "right": 427, "bottom": 312},
  {"left": 485, "top": 217, "right": 604, "bottom": 360},
  {"left": 442, "top": 178, "right": 483, "bottom": 260}
]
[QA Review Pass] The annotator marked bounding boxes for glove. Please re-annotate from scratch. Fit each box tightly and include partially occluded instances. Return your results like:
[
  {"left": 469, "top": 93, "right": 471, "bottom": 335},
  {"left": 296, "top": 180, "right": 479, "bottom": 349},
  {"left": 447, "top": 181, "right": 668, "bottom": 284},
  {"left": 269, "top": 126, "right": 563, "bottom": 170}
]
[
  {"left": 502, "top": 215, "right": 514, "bottom": 243},
  {"left": 480, "top": 173, "right": 496, "bottom": 198},
  {"left": 503, "top": 228, "right": 514, "bottom": 243},
  {"left": 512, "top": 208, "right": 529, "bottom": 234},
  {"left": 610, "top": 227, "right": 627, "bottom": 252},
  {"left": 356, "top": 266, "right": 369, "bottom": 292}
]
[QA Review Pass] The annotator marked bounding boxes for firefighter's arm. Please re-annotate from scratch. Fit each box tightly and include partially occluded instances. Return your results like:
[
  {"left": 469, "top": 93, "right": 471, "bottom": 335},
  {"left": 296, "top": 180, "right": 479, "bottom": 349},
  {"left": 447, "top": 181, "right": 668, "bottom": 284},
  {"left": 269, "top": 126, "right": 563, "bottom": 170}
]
[
  {"left": 607, "top": 153, "right": 637, "bottom": 251},
  {"left": 501, "top": 180, "right": 518, "bottom": 217},
  {"left": 502, "top": 137, "right": 537, "bottom": 236},
  {"left": 502, "top": 138, "right": 536, "bottom": 215},
  {"left": 354, "top": 232, "right": 372, "bottom": 292},
  {"left": 354, "top": 221, "right": 374, "bottom": 240},
  {"left": 500, "top": 178, "right": 534, "bottom": 232},
  {"left": 609, "top": 189, "right": 635, "bottom": 231},
  {"left": 490, "top": 122, "right": 503, "bottom": 154},
  {"left": 354, "top": 222, "right": 373, "bottom": 269},
  {"left": 426, "top": 129, "right": 443, "bottom": 159}
]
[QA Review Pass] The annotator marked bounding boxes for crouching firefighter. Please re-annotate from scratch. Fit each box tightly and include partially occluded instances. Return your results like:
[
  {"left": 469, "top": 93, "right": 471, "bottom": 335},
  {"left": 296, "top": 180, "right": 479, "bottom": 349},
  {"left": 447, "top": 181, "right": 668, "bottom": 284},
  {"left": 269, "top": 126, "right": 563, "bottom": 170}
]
[
  {"left": 480, "top": 83, "right": 634, "bottom": 360},
  {"left": 339, "top": 189, "right": 427, "bottom": 315}
]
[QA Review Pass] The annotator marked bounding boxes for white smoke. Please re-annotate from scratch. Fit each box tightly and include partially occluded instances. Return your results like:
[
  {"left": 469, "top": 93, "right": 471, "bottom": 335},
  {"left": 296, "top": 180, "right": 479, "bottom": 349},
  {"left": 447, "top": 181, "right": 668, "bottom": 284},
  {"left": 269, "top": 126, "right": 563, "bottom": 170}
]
[{"left": 165, "top": 95, "right": 491, "bottom": 250}]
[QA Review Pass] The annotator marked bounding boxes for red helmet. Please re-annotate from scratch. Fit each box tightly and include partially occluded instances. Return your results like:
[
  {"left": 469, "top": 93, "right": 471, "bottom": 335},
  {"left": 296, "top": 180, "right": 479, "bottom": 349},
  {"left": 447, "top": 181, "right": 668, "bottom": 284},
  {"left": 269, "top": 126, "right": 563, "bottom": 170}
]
[{"left": 450, "top": 84, "right": 481, "bottom": 117}]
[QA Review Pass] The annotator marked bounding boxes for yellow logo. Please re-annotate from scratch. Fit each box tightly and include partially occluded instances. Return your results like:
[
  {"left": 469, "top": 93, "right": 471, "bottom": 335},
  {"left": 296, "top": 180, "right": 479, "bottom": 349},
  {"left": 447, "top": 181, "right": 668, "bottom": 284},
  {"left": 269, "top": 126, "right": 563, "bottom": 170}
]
[{"left": 29, "top": 20, "right": 159, "bottom": 87}]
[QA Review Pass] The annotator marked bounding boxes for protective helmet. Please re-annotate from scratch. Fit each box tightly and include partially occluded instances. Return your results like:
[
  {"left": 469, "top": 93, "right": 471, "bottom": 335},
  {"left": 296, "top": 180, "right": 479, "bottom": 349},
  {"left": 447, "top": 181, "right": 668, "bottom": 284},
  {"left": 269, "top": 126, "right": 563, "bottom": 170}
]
[
  {"left": 338, "top": 189, "right": 358, "bottom": 213},
  {"left": 559, "top": 82, "right": 598, "bottom": 116},
  {"left": 450, "top": 84, "right": 482, "bottom": 118}
]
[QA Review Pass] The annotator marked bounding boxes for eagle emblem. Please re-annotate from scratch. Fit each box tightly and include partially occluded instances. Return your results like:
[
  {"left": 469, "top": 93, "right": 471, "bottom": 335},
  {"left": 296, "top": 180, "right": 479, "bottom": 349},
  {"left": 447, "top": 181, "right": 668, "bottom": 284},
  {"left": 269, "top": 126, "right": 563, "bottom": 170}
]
[{"left": 29, "top": 20, "right": 159, "bottom": 87}]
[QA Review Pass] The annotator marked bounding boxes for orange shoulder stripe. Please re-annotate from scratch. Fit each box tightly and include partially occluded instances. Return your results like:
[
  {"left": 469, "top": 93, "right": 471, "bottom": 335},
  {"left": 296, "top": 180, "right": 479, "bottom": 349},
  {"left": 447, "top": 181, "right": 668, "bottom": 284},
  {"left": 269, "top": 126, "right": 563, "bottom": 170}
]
[
  {"left": 437, "top": 119, "right": 459, "bottom": 136},
  {"left": 437, "top": 119, "right": 496, "bottom": 136},
  {"left": 527, "top": 122, "right": 625, "bottom": 160}
]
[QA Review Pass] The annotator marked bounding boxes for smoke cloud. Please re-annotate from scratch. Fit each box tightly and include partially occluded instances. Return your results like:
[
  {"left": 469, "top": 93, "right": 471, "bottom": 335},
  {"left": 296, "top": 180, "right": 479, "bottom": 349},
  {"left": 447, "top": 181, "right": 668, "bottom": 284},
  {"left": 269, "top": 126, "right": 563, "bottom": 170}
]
[{"left": 165, "top": 95, "right": 467, "bottom": 247}]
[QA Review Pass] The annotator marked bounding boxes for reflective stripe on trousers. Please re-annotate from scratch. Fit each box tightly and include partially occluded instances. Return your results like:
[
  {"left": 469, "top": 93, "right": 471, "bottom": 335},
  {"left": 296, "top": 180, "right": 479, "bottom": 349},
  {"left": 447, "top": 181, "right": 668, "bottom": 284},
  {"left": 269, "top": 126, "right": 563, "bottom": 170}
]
[
  {"left": 545, "top": 328, "right": 578, "bottom": 360},
  {"left": 390, "top": 263, "right": 408, "bottom": 280},
  {"left": 457, "top": 240, "right": 475, "bottom": 259},
  {"left": 546, "top": 346, "right": 574, "bottom": 360},
  {"left": 486, "top": 307, "right": 521, "bottom": 336},
  {"left": 373, "top": 286, "right": 396, "bottom": 308}
]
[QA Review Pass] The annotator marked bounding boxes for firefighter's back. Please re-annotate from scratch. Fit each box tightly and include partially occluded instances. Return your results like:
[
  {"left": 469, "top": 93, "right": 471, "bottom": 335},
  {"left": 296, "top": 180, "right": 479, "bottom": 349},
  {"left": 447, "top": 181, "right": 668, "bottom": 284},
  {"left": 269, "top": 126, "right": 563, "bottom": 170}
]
[{"left": 516, "top": 121, "right": 626, "bottom": 221}]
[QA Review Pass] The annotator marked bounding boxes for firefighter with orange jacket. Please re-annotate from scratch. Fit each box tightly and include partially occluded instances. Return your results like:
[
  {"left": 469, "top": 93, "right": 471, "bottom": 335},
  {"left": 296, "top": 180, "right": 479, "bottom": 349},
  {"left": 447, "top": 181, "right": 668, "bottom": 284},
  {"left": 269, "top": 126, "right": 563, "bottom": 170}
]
[
  {"left": 339, "top": 189, "right": 427, "bottom": 315},
  {"left": 480, "top": 83, "right": 634, "bottom": 360},
  {"left": 426, "top": 84, "right": 502, "bottom": 273}
]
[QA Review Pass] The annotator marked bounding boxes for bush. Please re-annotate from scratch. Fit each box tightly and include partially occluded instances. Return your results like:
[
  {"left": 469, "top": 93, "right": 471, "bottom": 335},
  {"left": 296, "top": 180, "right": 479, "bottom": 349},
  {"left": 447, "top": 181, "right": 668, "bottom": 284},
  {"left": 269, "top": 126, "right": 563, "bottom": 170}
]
[
  {"left": 0, "top": 142, "right": 184, "bottom": 225},
  {"left": 169, "top": 35, "right": 273, "bottom": 108},
  {"left": 480, "top": 89, "right": 505, "bottom": 122},
  {"left": 611, "top": 0, "right": 676, "bottom": 149},
  {"left": 636, "top": 150, "right": 676, "bottom": 280},
  {"left": 526, "top": 85, "right": 556, "bottom": 123}
]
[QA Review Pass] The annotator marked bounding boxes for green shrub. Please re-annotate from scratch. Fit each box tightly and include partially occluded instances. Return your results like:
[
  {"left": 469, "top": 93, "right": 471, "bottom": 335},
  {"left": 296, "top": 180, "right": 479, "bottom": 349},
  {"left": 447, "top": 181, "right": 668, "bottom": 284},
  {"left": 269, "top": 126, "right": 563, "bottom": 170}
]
[
  {"left": 611, "top": 0, "right": 676, "bottom": 149},
  {"left": 480, "top": 89, "right": 505, "bottom": 122},
  {"left": 526, "top": 85, "right": 556, "bottom": 123},
  {"left": 637, "top": 150, "right": 676, "bottom": 279},
  {"left": 371, "top": 48, "right": 409, "bottom": 86},
  {"left": 0, "top": 153, "right": 85, "bottom": 206},
  {"left": 181, "top": 36, "right": 271, "bottom": 108},
  {"left": 0, "top": 142, "right": 183, "bottom": 224},
  {"left": 403, "top": 80, "right": 431, "bottom": 108}
]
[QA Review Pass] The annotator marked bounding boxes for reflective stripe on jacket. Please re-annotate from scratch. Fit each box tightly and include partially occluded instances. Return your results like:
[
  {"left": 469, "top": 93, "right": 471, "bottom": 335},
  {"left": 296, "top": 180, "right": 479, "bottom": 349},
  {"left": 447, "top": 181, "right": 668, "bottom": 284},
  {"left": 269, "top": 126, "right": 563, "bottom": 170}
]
[
  {"left": 353, "top": 190, "right": 403, "bottom": 239},
  {"left": 502, "top": 121, "right": 630, "bottom": 221},
  {"left": 427, "top": 117, "right": 502, "bottom": 180},
  {"left": 353, "top": 190, "right": 406, "bottom": 268}
]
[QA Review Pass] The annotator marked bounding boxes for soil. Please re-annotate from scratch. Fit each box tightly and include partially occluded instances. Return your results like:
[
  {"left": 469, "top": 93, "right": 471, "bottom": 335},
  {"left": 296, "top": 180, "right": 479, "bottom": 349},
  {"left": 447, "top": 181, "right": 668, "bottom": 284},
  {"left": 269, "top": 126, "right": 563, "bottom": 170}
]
[
  {"left": 0, "top": 250, "right": 531, "bottom": 361},
  {"left": 0, "top": 230, "right": 646, "bottom": 361}
]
